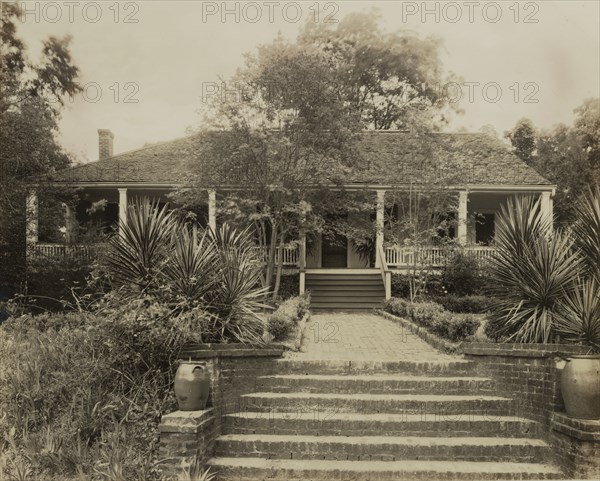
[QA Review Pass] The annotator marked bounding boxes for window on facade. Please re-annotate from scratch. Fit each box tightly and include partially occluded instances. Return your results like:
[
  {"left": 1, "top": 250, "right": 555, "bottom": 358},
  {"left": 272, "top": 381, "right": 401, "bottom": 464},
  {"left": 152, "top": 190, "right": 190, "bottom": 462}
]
[
  {"left": 76, "top": 200, "right": 119, "bottom": 236},
  {"left": 475, "top": 213, "right": 495, "bottom": 245}
]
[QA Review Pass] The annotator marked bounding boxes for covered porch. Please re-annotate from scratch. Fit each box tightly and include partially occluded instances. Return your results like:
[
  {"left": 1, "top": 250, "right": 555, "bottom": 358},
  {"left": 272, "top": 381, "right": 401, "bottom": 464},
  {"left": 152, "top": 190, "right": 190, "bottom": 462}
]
[{"left": 27, "top": 185, "right": 554, "bottom": 300}]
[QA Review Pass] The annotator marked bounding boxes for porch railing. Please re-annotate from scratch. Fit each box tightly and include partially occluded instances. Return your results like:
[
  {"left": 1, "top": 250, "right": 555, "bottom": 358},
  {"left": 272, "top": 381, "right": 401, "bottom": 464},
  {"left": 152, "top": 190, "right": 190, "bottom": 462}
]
[
  {"left": 31, "top": 243, "right": 301, "bottom": 267},
  {"left": 252, "top": 245, "right": 300, "bottom": 266},
  {"left": 377, "top": 245, "right": 392, "bottom": 300},
  {"left": 30, "top": 243, "right": 102, "bottom": 261},
  {"left": 385, "top": 245, "right": 495, "bottom": 268}
]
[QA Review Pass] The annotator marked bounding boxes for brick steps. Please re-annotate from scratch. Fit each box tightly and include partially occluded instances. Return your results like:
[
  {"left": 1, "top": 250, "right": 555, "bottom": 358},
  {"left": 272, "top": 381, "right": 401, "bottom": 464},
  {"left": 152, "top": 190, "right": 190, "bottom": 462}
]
[
  {"left": 214, "top": 434, "right": 550, "bottom": 463},
  {"left": 208, "top": 358, "right": 564, "bottom": 480},
  {"left": 223, "top": 412, "right": 542, "bottom": 437},
  {"left": 240, "top": 392, "right": 515, "bottom": 415},
  {"left": 273, "top": 359, "right": 475, "bottom": 375},
  {"left": 256, "top": 374, "right": 496, "bottom": 394},
  {"left": 306, "top": 273, "right": 384, "bottom": 310},
  {"left": 208, "top": 457, "right": 563, "bottom": 480}
]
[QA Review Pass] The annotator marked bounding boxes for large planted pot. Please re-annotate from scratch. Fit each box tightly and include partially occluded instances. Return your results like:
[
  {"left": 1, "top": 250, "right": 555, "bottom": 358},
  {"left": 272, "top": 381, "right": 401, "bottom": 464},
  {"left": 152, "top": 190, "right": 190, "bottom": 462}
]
[
  {"left": 174, "top": 362, "right": 210, "bottom": 411},
  {"left": 560, "top": 355, "right": 600, "bottom": 419}
]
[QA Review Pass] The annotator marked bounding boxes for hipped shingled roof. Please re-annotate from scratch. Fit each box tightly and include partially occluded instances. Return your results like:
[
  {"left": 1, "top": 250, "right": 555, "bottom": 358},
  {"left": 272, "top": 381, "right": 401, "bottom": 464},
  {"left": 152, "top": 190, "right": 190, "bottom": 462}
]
[{"left": 43, "top": 131, "right": 551, "bottom": 186}]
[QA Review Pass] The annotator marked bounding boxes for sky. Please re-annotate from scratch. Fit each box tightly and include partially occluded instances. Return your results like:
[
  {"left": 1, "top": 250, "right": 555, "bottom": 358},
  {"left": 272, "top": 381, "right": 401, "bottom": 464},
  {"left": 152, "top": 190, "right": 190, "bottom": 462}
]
[{"left": 13, "top": 0, "right": 600, "bottom": 163}]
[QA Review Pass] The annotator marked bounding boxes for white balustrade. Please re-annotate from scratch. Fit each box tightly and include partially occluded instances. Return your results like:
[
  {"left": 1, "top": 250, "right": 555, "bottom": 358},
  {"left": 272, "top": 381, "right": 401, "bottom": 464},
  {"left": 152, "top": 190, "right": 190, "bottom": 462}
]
[{"left": 385, "top": 245, "right": 495, "bottom": 268}]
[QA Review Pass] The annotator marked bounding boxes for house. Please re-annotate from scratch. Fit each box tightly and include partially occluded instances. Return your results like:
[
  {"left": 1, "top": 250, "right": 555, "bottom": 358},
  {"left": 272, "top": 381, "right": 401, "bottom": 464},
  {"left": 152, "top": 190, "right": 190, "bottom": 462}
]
[{"left": 27, "top": 129, "right": 555, "bottom": 308}]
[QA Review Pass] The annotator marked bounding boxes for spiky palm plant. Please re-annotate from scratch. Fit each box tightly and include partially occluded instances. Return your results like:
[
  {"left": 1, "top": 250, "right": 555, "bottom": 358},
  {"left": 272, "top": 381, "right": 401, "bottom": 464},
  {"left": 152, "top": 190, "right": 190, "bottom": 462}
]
[
  {"left": 556, "top": 278, "right": 600, "bottom": 351},
  {"left": 489, "top": 196, "right": 584, "bottom": 343},
  {"left": 203, "top": 224, "right": 270, "bottom": 344},
  {"left": 106, "top": 199, "right": 176, "bottom": 293},
  {"left": 571, "top": 187, "right": 600, "bottom": 282},
  {"left": 106, "top": 201, "right": 269, "bottom": 344},
  {"left": 161, "top": 227, "right": 220, "bottom": 304}
]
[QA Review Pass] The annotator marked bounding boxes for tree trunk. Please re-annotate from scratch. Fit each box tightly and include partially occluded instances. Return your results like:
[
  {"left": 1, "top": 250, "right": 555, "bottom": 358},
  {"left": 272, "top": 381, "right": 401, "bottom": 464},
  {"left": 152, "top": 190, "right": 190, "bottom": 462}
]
[
  {"left": 272, "top": 231, "right": 285, "bottom": 300},
  {"left": 266, "top": 222, "right": 278, "bottom": 292}
]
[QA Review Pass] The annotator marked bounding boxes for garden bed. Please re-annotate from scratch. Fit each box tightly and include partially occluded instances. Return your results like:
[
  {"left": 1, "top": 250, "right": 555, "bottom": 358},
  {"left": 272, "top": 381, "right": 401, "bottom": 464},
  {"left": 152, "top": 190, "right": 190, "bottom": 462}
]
[{"left": 377, "top": 309, "right": 462, "bottom": 354}]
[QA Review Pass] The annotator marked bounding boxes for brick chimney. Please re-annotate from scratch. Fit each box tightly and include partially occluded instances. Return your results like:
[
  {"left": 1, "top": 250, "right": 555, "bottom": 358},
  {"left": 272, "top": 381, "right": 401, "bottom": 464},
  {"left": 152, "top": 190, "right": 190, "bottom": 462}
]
[{"left": 98, "top": 129, "right": 114, "bottom": 160}]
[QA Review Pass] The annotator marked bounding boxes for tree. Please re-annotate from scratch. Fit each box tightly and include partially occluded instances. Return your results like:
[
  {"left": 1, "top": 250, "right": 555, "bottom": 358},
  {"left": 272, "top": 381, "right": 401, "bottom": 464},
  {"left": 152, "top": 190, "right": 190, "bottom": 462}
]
[
  {"left": 0, "top": 2, "right": 81, "bottom": 292},
  {"left": 176, "top": 11, "right": 454, "bottom": 298},
  {"left": 298, "top": 11, "right": 461, "bottom": 130},
  {"left": 504, "top": 100, "right": 600, "bottom": 224},
  {"left": 505, "top": 118, "right": 536, "bottom": 166}
]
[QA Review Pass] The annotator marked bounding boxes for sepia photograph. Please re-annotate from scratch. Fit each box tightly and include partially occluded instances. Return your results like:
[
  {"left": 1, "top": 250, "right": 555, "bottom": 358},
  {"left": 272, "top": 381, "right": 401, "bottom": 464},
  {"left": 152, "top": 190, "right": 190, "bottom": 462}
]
[{"left": 0, "top": 1, "right": 599, "bottom": 480}]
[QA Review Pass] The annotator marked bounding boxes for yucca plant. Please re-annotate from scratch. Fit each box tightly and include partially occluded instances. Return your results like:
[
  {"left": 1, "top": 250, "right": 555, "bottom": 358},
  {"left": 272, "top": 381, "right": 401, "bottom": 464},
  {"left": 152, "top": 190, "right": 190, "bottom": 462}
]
[
  {"left": 106, "top": 198, "right": 176, "bottom": 293},
  {"left": 161, "top": 227, "right": 220, "bottom": 304},
  {"left": 489, "top": 196, "right": 584, "bottom": 343},
  {"left": 555, "top": 278, "right": 600, "bottom": 351},
  {"left": 105, "top": 200, "right": 268, "bottom": 344},
  {"left": 202, "top": 224, "right": 270, "bottom": 344},
  {"left": 571, "top": 187, "right": 600, "bottom": 282}
]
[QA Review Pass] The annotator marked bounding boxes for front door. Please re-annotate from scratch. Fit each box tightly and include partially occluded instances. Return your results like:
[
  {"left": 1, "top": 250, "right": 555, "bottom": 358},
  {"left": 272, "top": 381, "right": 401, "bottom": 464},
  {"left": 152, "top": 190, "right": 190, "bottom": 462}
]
[
  {"left": 321, "top": 234, "right": 348, "bottom": 268},
  {"left": 321, "top": 232, "right": 348, "bottom": 268}
]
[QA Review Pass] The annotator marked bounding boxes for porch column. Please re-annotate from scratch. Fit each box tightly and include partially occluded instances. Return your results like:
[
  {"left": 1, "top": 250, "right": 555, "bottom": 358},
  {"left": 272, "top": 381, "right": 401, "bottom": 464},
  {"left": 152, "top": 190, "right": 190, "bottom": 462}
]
[
  {"left": 63, "top": 203, "right": 76, "bottom": 243},
  {"left": 118, "top": 188, "right": 128, "bottom": 235},
  {"left": 299, "top": 202, "right": 308, "bottom": 295},
  {"left": 540, "top": 191, "right": 554, "bottom": 231},
  {"left": 375, "top": 189, "right": 385, "bottom": 268},
  {"left": 26, "top": 190, "right": 38, "bottom": 245},
  {"left": 299, "top": 230, "right": 306, "bottom": 295},
  {"left": 208, "top": 189, "right": 217, "bottom": 231},
  {"left": 458, "top": 190, "right": 468, "bottom": 245}
]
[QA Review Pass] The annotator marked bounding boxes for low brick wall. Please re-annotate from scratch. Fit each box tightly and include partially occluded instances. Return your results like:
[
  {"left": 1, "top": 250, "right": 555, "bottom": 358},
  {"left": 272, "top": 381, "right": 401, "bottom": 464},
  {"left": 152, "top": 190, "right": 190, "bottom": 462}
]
[
  {"left": 159, "top": 409, "right": 217, "bottom": 478},
  {"left": 158, "top": 344, "right": 284, "bottom": 478},
  {"left": 465, "top": 343, "right": 599, "bottom": 479}
]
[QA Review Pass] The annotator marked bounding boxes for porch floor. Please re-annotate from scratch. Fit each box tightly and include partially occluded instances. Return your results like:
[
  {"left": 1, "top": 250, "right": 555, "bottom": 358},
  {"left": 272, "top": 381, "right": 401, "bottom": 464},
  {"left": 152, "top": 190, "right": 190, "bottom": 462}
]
[{"left": 288, "top": 312, "right": 453, "bottom": 361}]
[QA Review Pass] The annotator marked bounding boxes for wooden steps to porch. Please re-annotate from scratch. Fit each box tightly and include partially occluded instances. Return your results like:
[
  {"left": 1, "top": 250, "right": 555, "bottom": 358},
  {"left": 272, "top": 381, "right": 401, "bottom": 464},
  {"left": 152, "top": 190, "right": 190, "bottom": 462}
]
[{"left": 306, "top": 272, "right": 385, "bottom": 311}]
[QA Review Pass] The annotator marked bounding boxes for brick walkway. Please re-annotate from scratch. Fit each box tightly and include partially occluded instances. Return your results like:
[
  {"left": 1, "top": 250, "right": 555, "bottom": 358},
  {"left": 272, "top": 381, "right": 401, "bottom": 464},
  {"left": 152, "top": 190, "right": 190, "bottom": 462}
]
[{"left": 289, "top": 312, "right": 453, "bottom": 361}]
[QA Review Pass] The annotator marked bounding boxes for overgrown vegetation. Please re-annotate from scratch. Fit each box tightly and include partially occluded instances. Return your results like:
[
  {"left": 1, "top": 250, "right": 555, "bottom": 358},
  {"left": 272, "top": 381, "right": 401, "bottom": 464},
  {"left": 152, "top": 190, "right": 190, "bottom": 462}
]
[
  {"left": 0, "top": 200, "right": 276, "bottom": 480},
  {"left": 0, "top": 302, "right": 202, "bottom": 481}
]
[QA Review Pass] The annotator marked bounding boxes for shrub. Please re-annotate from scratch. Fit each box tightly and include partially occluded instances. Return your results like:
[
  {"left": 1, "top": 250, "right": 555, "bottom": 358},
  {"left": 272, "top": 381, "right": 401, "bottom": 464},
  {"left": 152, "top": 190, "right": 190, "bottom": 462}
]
[
  {"left": 430, "top": 295, "right": 494, "bottom": 314},
  {"left": 436, "top": 314, "right": 481, "bottom": 342},
  {"left": 384, "top": 298, "right": 411, "bottom": 318},
  {"left": 277, "top": 274, "right": 300, "bottom": 300},
  {"left": 442, "top": 250, "right": 482, "bottom": 296},
  {"left": 384, "top": 298, "right": 481, "bottom": 342},
  {"left": 266, "top": 293, "right": 310, "bottom": 342},
  {"left": 267, "top": 311, "right": 295, "bottom": 341},
  {"left": 391, "top": 274, "right": 445, "bottom": 298},
  {"left": 410, "top": 302, "right": 445, "bottom": 326},
  {"left": 390, "top": 274, "right": 411, "bottom": 298}
]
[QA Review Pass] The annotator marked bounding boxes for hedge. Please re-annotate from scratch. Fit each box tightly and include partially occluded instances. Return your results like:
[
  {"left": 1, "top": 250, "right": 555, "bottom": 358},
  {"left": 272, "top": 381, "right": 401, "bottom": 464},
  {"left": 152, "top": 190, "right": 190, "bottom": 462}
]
[{"left": 384, "top": 298, "right": 480, "bottom": 342}]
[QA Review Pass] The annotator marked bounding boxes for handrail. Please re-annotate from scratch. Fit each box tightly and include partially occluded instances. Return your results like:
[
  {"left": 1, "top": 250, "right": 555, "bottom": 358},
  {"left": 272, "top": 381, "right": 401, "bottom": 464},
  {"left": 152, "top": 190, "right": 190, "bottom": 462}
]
[{"left": 377, "top": 245, "right": 392, "bottom": 300}]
